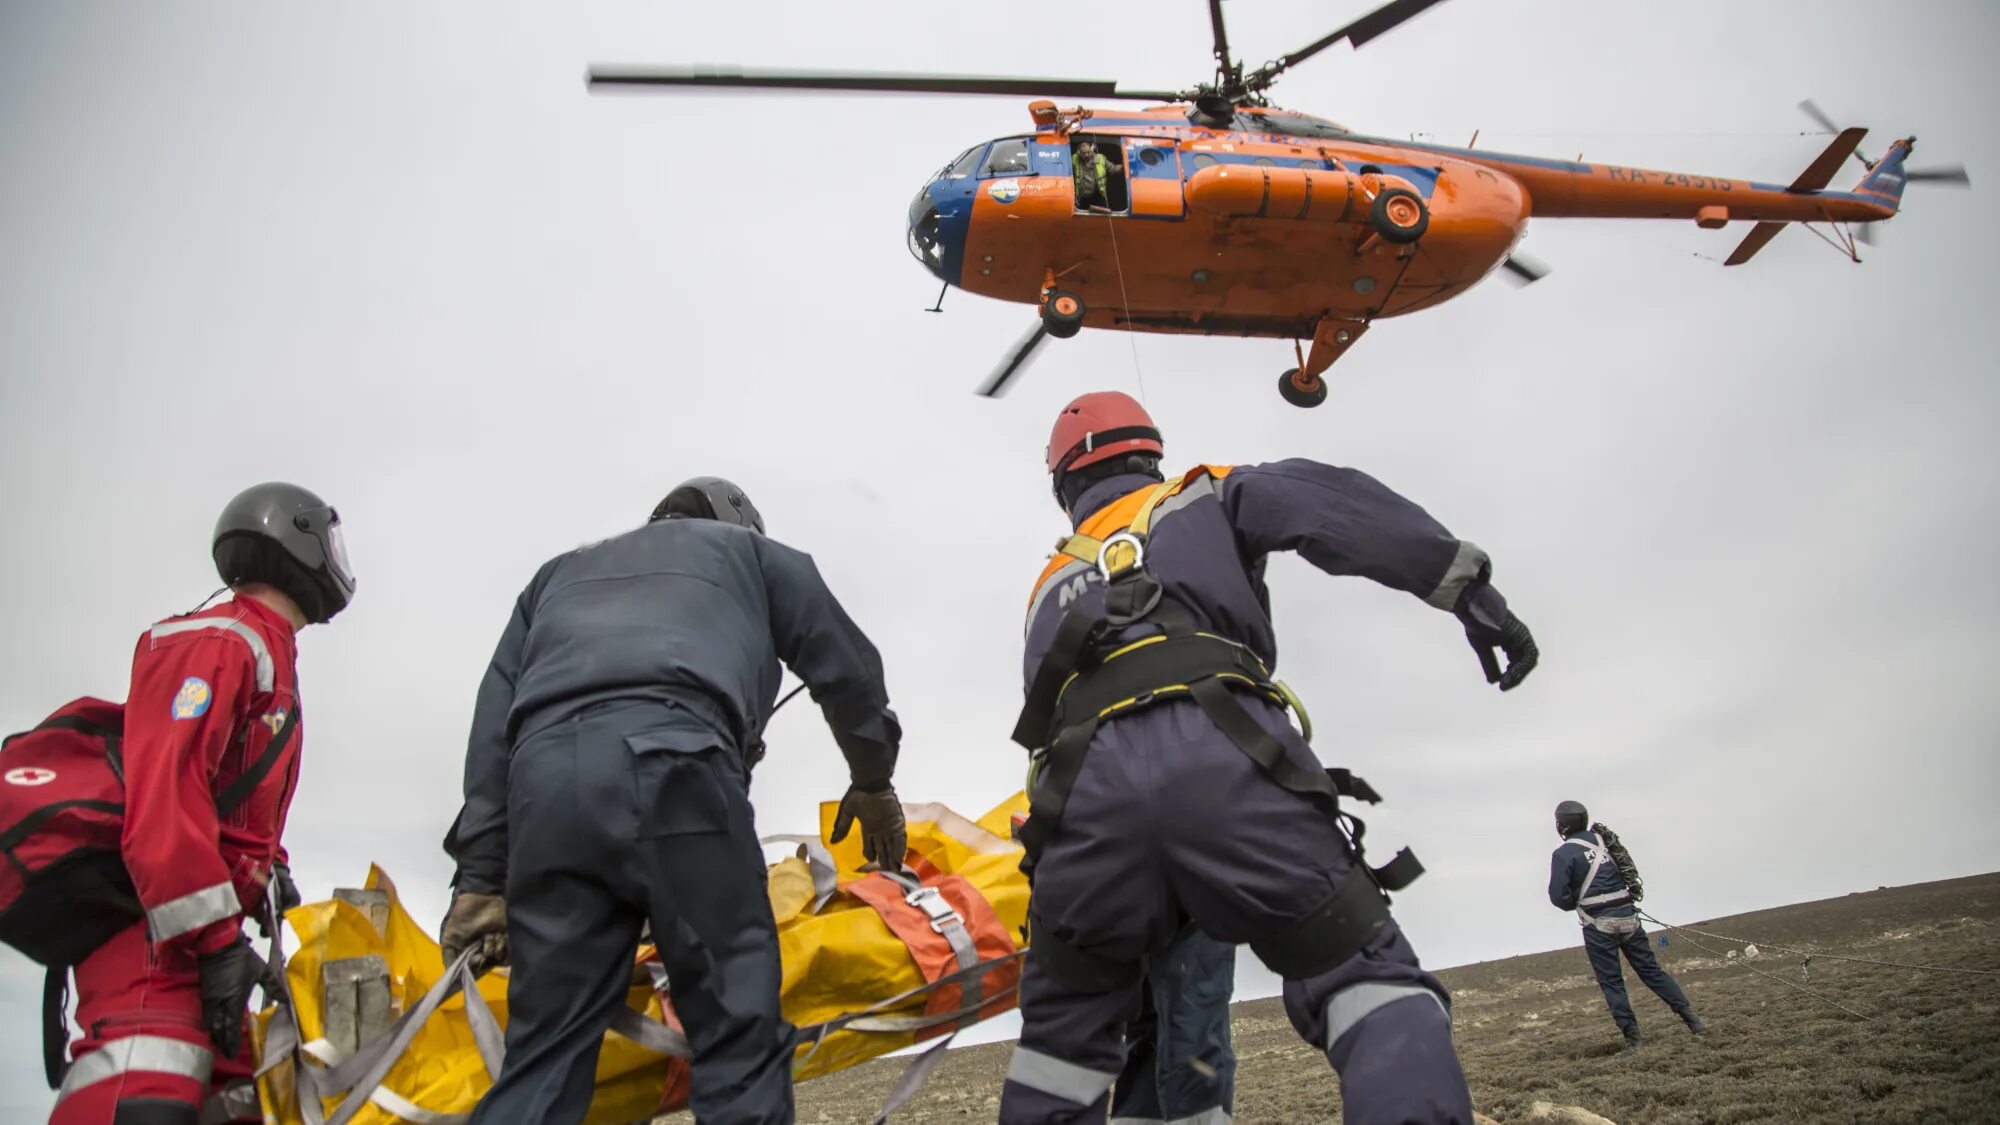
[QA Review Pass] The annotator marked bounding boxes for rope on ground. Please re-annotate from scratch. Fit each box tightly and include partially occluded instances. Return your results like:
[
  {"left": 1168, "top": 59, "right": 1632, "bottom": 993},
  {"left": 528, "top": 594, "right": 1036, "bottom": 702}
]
[
  {"left": 1639, "top": 911, "right": 2000, "bottom": 978},
  {"left": 1103, "top": 213, "right": 1149, "bottom": 406},
  {"left": 1638, "top": 913, "right": 1881, "bottom": 1023}
]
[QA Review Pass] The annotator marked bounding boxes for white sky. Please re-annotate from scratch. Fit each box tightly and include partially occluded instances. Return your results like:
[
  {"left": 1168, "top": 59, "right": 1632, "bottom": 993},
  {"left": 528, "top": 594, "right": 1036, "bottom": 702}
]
[{"left": 4, "top": 0, "right": 1997, "bottom": 1117}]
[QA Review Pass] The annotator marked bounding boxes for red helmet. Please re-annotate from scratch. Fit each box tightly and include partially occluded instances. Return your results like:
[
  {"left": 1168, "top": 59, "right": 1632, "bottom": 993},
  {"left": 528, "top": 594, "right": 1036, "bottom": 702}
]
[{"left": 1046, "top": 393, "right": 1164, "bottom": 492}]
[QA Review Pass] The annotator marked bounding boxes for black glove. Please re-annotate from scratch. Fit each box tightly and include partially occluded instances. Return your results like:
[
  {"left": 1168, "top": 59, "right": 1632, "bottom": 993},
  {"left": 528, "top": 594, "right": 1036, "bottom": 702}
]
[
  {"left": 197, "top": 934, "right": 273, "bottom": 1058},
  {"left": 1462, "top": 610, "right": 1538, "bottom": 691},
  {"left": 829, "top": 783, "right": 907, "bottom": 870},
  {"left": 440, "top": 892, "right": 510, "bottom": 979},
  {"left": 256, "top": 861, "right": 303, "bottom": 939}
]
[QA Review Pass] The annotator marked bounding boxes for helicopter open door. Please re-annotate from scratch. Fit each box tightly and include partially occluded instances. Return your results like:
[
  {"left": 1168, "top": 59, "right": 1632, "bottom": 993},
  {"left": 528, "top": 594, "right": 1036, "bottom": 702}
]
[{"left": 1125, "top": 138, "right": 1185, "bottom": 219}]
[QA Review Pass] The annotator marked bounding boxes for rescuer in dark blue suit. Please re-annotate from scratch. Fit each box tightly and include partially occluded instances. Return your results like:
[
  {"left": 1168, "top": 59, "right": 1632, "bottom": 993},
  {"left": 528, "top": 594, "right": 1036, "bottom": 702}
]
[
  {"left": 440, "top": 477, "right": 909, "bottom": 1125},
  {"left": 1548, "top": 800, "right": 1704, "bottom": 1050},
  {"left": 1002, "top": 392, "right": 1541, "bottom": 1125}
]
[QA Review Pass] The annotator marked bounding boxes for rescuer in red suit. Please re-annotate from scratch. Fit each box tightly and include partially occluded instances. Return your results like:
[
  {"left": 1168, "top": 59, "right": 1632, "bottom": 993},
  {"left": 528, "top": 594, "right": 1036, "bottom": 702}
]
[{"left": 50, "top": 483, "right": 355, "bottom": 1125}]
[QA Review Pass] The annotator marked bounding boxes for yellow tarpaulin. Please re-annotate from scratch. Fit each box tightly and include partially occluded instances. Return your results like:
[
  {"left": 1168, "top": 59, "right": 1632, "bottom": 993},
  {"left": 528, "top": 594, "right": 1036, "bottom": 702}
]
[{"left": 255, "top": 790, "right": 1030, "bottom": 1123}]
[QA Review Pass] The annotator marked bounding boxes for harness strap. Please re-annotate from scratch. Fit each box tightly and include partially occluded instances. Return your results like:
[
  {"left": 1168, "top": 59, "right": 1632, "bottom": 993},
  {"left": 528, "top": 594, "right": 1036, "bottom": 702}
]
[
  {"left": 215, "top": 700, "right": 300, "bottom": 817},
  {"left": 42, "top": 964, "right": 67, "bottom": 1090}
]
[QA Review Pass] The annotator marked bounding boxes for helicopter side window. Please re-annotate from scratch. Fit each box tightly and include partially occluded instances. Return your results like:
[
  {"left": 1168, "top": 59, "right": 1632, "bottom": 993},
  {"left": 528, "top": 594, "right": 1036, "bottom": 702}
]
[
  {"left": 984, "top": 138, "right": 1031, "bottom": 178},
  {"left": 1187, "top": 153, "right": 1219, "bottom": 171},
  {"left": 1069, "top": 136, "right": 1129, "bottom": 214}
]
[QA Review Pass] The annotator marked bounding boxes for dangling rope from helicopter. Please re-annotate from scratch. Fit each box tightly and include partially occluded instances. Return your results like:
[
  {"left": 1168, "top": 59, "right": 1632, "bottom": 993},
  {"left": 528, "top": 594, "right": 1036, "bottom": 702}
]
[{"left": 1102, "top": 213, "right": 1150, "bottom": 407}]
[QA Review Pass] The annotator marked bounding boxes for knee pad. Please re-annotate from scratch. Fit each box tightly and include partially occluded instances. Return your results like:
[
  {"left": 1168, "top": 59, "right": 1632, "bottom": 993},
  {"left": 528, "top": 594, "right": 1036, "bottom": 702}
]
[
  {"left": 1250, "top": 875, "right": 1391, "bottom": 979},
  {"left": 1029, "top": 909, "right": 1143, "bottom": 995}
]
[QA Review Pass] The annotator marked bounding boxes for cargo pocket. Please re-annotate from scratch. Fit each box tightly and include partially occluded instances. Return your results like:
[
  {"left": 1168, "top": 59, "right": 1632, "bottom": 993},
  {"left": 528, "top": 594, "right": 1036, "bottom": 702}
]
[{"left": 626, "top": 731, "right": 737, "bottom": 839}]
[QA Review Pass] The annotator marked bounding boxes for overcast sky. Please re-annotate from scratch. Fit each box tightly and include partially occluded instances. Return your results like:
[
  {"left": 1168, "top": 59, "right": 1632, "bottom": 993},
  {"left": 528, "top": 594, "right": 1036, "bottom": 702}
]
[{"left": 4, "top": 0, "right": 1997, "bottom": 1117}]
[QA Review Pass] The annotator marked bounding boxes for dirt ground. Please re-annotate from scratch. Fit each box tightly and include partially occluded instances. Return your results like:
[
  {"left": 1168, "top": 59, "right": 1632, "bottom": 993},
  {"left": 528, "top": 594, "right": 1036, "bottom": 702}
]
[{"left": 771, "top": 872, "right": 2000, "bottom": 1123}]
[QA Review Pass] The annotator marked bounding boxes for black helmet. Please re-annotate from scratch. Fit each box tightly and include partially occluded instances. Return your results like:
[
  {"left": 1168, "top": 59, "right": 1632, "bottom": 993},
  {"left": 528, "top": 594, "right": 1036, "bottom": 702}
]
[
  {"left": 650, "top": 476, "right": 764, "bottom": 534},
  {"left": 212, "top": 482, "right": 356, "bottom": 624},
  {"left": 1554, "top": 800, "right": 1589, "bottom": 838}
]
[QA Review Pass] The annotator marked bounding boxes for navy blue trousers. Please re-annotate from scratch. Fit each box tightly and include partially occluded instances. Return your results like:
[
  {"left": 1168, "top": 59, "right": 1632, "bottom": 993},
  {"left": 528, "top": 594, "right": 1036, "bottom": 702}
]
[
  {"left": 1583, "top": 921, "right": 1691, "bottom": 1033},
  {"left": 1000, "top": 700, "right": 1472, "bottom": 1125},
  {"left": 469, "top": 702, "right": 796, "bottom": 1125}
]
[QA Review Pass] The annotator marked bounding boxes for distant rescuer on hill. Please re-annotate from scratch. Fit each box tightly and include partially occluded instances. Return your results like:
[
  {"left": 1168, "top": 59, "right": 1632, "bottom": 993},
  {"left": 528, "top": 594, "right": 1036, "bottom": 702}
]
[{"left": 1549, "top": 800, "right": 1705, "bottom": 1050}]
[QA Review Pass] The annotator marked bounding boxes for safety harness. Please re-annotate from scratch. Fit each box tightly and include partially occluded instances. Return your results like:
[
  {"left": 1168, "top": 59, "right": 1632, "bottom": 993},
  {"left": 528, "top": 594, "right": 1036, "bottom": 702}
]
[
  {"left": 1565, "top": 835, "right": 1640, "bottom": 935},
  {"left": 1011, "top": 470, "right": 1422, "bottom": 987}
]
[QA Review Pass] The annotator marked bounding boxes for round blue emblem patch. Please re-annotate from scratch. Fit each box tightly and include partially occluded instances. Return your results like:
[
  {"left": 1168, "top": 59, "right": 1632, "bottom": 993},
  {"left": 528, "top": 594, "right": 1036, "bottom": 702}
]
[{"left": 172, "top": 676, "right": 212, "bottom": 720}]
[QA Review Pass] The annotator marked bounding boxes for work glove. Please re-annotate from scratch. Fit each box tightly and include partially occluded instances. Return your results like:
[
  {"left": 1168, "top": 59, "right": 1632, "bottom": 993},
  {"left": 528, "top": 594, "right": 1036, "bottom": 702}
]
[
  {"left": 257, "top": 860, "right": 303, "bottom": 939},
  {"left": 1462, "top": 610, "right": 1539, "bottom": 691},
  {"left": 440, "top": 892, "right": 509, "bottom": 979},
  {"left": 197, "top": 934, "right": 274, "bottom": 1058},
  {"left": 829, "top": 783, "right": 907, "bottom": 870}
]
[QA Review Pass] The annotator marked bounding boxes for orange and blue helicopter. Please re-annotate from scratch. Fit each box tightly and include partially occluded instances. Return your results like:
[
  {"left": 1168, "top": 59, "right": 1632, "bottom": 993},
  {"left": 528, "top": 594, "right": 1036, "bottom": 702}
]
[{"left": 591, "top": 0, "right": 1969, "bottom": 406}]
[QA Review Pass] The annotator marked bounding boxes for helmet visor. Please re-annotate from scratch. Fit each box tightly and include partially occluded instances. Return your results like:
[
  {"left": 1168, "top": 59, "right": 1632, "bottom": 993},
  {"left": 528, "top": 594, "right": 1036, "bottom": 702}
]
[{"left": 323, "top": 516, "right": 357, "bottom": 594}]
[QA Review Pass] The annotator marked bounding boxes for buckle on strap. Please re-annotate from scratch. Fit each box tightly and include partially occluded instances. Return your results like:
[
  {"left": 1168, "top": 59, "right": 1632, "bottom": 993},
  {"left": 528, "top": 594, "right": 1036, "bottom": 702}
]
[
  {"left": 904, "top": 886, "right": 964, "bottom": 934},
  {"left": 1095, "top": 531, "right": 1146, "bottom": 581}
]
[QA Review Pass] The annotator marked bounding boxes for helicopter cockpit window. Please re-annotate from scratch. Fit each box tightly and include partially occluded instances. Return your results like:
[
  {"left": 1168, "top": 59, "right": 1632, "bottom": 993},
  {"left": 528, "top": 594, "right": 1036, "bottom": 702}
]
[
  {"left": 944, "top": 145, "right": 985, "bottom": 178},
  {"left": 983, "top": 138, "right": 1031, "bottom": 178}
]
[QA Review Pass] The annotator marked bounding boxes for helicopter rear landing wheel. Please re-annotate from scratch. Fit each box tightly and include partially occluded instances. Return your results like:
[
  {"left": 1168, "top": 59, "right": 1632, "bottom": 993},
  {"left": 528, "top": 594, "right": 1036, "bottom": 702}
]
[
  {"left": 1371, "top": 187, "right": 1429, "bottom": 244},
  {"left": 1042, "top": 289, "right": 1085, "bottom": 339},
  {"left": 1279, "top": 368, "right": 1328, "bottom": 408}
]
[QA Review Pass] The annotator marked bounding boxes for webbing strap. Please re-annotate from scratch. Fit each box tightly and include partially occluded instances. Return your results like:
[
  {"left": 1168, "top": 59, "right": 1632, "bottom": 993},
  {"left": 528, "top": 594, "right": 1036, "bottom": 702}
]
[
  {"left": 1186, "top": 679, "right": 1338, "bottom": 805},
  {"left": 760, "top": 833, "right": 839, "bottom": 912},
  {"left": 870, "top": 1031, "right": 959, "bottom": 1125},
  {"left": 1013, "top": 609, "right": 1106, "bottom": 750},
  {"left": 1126, "top": 480, "right": 1178, "bottom": 538},
  {"left": 42, "top": 965, "right": 67, "bottom": 1090},
  {"left": 215, "top": 700, "right": 299, "bottom": 816}
]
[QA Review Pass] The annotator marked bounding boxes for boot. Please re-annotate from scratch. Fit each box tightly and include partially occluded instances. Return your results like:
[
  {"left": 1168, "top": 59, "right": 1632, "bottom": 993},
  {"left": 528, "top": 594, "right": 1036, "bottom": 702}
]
[
  {"left": 1622, "top": 1026, "right": 1643, "bottom": 1051},
  {"left": 1681, "top": 1010, "right": 1706, "bottom": 1036}
]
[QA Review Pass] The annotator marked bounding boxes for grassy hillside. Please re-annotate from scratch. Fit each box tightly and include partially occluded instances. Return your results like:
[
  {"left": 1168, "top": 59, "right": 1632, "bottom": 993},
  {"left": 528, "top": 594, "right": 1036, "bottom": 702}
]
[{"left": 784, "top": 873, "right": 2000, "bottom": 1123}]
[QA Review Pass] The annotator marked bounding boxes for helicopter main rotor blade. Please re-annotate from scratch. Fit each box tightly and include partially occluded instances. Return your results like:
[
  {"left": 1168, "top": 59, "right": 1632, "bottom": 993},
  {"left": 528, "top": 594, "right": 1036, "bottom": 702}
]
[
  {"left": 1905, "top": 164, "right": 1971, "bottom": 186},
  {"left": 1207, "top": 0, "right": 1233, "bottom": 70},
  {"left": 977, "top": 323, "right": 1050, "bottom": 398},
  {"left": 1500, "top": 252, "right": 1551, "bottom": 286},
  {"left": 1796, "top": 99, "right": 1873, "bottom": 168},
  {"left": 1246, "top": 0, "right": 1451, "bottom": 90},
  {"left": 1796, "top": 98, "right": 1842, "bottom": 135},
  {"left": 588, "top": 66, "right": 1187, "bottom": 101}
]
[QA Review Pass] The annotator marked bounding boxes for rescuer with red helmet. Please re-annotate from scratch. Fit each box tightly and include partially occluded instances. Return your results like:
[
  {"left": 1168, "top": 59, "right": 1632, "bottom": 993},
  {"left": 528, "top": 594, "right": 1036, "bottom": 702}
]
[{"left": 1002, "top": 391, "right": 1537, "bottom": 1124}]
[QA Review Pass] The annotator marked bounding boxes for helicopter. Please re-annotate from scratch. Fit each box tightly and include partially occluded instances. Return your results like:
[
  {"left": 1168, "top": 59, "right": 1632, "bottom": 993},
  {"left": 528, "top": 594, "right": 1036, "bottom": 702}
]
[{"left": 589, "top": 0, "right": 1970, "bottom": 407}]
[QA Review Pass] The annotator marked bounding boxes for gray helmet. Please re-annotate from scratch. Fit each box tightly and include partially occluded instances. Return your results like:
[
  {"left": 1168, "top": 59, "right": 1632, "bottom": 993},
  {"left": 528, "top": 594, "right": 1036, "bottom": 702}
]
[
  {"left": 1554, "top": 800, "right": 1589, "bottom": 838},
  {"left": 212, "top": 482, "right": 356, "bottom": 624},
  {"left": 650, "top": 476, "right": 764, "bottom": 534}
]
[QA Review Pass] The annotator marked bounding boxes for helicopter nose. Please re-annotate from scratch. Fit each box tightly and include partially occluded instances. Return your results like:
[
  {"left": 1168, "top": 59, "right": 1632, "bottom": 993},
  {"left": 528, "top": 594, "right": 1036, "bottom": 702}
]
[
  {"left": 906, "top": 176, "right": 970, "bottom": 285},
  {"left": 907, "top": 187, "right": 948, "bottom": 278}
]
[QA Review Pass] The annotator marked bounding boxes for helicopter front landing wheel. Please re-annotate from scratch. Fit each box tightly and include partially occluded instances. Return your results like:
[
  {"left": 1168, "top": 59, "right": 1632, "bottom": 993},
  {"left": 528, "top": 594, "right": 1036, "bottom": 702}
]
[
  {"left": 1371, "top": 187, "right": 1429, "bottom": 244},
  {"left": 1042, "top": 289, "right": 1086, "bottom": 339},
  {"left": 1279, "top": 368, "right": 1328, "bottom": 409}
]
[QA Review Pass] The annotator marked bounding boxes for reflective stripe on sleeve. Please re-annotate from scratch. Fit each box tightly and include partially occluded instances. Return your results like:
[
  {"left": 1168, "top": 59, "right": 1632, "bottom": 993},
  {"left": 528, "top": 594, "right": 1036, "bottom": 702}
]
[
  {"left": 150, "top": 616, "right": 276, "bottom": 692},
  {"left": 1005, "top": 1046, "right": 1119, "bottom": 1106},
  {"left": 148, "top": 879, "right": 241, "bottom": 941},
  {"left": 1423, "top": 540, "right": 1491, "bottom": 610},
  {"left": 57, "top": 1035, "right": 214, "bottom": 1102},
  {"left": 1323, "top": 981, "right": 1448, "bottom": 1050}
]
